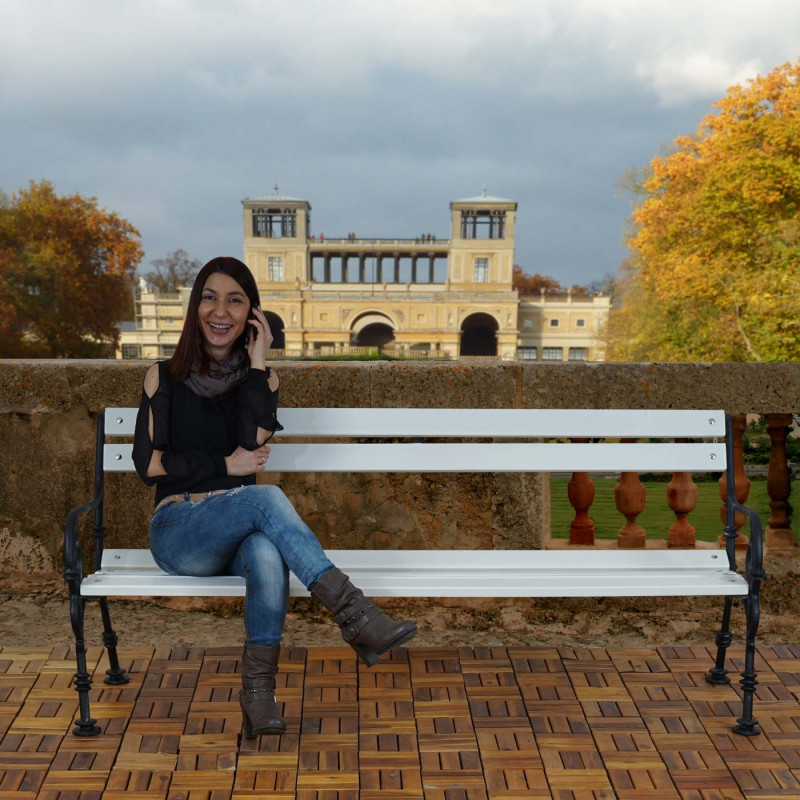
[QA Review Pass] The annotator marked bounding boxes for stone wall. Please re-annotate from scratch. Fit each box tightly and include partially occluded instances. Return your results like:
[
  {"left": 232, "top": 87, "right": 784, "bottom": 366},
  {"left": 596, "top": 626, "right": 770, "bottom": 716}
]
[{"left": 1, "top": 359, "right": 799, "bottom": 578}]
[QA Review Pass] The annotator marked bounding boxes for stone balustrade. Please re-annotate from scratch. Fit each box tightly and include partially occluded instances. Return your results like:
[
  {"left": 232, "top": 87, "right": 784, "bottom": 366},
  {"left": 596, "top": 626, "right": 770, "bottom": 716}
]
[
  {"left": 0, "top": 360, "right": 797, "bottom": 578},
  {"left": 560, "top": 413, "right": 796, "bottom": 551}
]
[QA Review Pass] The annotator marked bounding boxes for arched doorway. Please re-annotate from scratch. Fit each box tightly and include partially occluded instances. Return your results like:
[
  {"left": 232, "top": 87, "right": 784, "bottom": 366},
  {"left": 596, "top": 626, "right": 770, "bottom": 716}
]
[
  {"left": 350, "top": 312, "right": 396, "bottom": 348},
  {"left": 460, "top": 313, "right": 498, "bottom": 356},
  {"left": 263, "top": 311, "right": 285, "bottom": 350},
  {"left": 356, "top": 323, "right": 395, "bottom": 348}
]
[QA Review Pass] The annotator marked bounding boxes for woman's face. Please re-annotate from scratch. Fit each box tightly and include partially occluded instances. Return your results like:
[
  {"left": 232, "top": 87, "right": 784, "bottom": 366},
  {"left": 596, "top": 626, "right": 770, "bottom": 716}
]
[{"left": 197, "top": 271, "right": 250, "bottom": 360}]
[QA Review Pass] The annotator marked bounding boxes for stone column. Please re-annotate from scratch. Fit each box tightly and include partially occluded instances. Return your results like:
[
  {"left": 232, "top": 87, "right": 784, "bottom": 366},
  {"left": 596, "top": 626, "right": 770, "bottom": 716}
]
[
  {"left": 765, "top": 413, "right": 795, "bottom": 549},
  {"left": 567, "top": 439, "right": 595, "bottom": 545},
  {"left": 667, "top": 471, "right": 698, "bottom": 547},
  {"left": 615, "top": 440, "right": 646, "bottom": 548}
]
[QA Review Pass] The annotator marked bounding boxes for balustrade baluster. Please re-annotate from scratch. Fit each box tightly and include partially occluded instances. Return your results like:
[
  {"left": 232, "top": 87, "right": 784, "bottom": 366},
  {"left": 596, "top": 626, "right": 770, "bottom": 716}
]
[
  {"left": 568, "top": 438, "right": 595, "bottom": 545},
  {"left": 667, "top": 449, "right": 698, "bottom": 548},
  {"left": 718, "top": 414, "right": 750, "bottom": 549},
  {"left": 615, "top": 439, "right": 646, "bottom": 548},
  {"left": 765, "top": 413, "right": 795, "bottom": 550}
]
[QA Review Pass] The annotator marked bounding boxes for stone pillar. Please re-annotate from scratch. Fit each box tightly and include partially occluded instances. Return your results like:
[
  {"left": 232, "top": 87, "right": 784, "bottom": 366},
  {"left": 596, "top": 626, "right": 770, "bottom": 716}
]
[
  {"left": 765, "top": 413, "right": 795, "bottom": 549},
  {"left": 616, "top": 441, "right": 646, "bottom": 548},
  {"left": 567, "top": 439, "right": 595, "bottom": 545},
  {"left": 718, "top": 414, "right": 750, "bottom": 549},
  {"left": 667, "top": 471, "right": 698, "bottom": 547},
  {"left": 411, "top": 255, "right": 418, "bottom": 283},
  {"left": 324, "top": 254, "right": 331, "bottom": 283}
]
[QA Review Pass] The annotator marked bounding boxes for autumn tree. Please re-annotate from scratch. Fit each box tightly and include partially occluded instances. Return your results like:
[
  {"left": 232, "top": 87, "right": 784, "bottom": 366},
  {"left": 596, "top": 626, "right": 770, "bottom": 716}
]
[
  {"left": 610, "top": 60, "right": 800, "bottom": 362},
  {"left": 513, "top": 265, "right": 591, "bottom": 297},
  {"left": 143, "top": 249, "right": 201, "bottom": 293},
  {"left": 0, "top": 181, "right": 143, "bottom": 357}
]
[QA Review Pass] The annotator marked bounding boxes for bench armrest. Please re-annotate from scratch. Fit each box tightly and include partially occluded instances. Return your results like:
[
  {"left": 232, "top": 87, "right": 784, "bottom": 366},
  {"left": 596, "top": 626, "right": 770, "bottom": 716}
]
[
  {"left": 63, "top": 492, "right": 104, "bottom": 594},
  {"left": 732, "top": 500, "right": 765, "bottom": 593},
  {"left": 63, "top": 413, "right": 107, "bottom": 594}
]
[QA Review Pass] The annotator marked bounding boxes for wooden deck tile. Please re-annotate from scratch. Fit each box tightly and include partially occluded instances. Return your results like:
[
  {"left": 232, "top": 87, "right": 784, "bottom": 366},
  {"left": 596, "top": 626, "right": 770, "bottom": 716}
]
[
  {"left": 5, "top": 643, "right": 800, "bottom": 798},
  {"left": 607, "top": 649, "right": 669, "bottom": 674},
  {"left": 526, "top": 701, "right": 591, "bottom": 736},
  {"left": 515, "top": 672, "right": 576, "bottom": 704},
  {"left": 103, "top": 770, "right": 172, "bottom": 799}
]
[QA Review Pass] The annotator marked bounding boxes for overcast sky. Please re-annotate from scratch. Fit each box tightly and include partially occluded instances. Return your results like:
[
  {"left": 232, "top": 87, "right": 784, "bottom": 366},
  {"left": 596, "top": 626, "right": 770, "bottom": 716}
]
[{"left": 2, "top": 1, "right": 799, "bottom": 287}]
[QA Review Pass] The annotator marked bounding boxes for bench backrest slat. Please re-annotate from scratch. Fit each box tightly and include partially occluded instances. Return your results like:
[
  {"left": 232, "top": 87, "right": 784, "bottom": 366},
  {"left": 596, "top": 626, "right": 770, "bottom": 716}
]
[
  {"left": 104, "top": 442, "right": 725, "bottom": 473},
  {"left": 103, "top": 407, "right": 727, "bottom": 474},
  {"left": 104, "top": 407, "right": 725, "bottom": 439}
]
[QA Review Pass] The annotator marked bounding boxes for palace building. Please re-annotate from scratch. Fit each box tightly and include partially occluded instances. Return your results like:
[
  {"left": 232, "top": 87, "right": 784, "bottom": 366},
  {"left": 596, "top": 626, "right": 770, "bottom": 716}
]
[{"left": 118, "top": 190, "right": 609, "bottom": 361}]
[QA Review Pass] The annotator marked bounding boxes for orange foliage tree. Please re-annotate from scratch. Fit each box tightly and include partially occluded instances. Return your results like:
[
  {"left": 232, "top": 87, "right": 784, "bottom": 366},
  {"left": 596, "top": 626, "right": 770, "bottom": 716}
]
[
  {"left": 610, "top": 60, "right": 800, "bottom": 362},
  {"left": 512, "top": 265, "right": 590, "bottom": 298},
  {"left": 0, "top": 181, "right": 143, "bottom": 357}
]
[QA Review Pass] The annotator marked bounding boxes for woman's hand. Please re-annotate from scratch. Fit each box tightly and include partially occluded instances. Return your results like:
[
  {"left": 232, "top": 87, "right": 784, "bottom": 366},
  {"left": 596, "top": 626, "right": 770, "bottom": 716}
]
[
  {"left": 225, "top": 444, "right": 271, "bottom": 475},
  {"left": 247, "top": 307, "right": 273, "bottom": 369}
]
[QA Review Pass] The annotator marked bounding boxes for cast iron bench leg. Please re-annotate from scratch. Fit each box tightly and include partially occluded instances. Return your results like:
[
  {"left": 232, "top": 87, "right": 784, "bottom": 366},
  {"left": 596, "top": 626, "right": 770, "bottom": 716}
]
[
  {"left": 98, "top": 597, "right": 130, "bottom": 686},
  {"left": 733, "top": 594, "right": 761, "bottom": 736},
  {"left": 69, "top": 594, "right": 101, "bottom": 736},
  {"left": 706, "top": 595, "right": 734, "bottom": 686}
]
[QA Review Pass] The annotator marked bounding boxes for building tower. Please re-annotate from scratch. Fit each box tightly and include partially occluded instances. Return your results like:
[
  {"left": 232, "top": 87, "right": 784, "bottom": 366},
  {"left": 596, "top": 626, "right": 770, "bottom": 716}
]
[{"left": 448, "top": 189, "right": 519, "bottom": 356}]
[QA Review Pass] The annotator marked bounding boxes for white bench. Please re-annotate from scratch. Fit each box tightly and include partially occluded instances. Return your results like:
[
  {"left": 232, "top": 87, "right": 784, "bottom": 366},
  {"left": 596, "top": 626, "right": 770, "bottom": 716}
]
[{"left": 64, "top": 407, "right": 764, "bottom": 737}]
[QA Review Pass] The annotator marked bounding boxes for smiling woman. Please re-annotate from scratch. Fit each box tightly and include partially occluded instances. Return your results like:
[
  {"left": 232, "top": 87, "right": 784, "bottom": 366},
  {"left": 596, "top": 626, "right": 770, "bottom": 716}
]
[
  {"left": 130, "top": 256, "right": 417, "bottom": 738},
  {"left": 198, "top": 272, "right": 251, "bottom": 360},
  {"left": 166, "top": 257, "right": 266, "bottom": 383}
]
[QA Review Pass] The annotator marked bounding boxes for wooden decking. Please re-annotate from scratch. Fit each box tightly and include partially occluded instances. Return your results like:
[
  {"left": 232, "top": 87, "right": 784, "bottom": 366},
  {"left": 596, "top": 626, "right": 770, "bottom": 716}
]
[{"left": 2, "top": 643, "right": 800, "bottom": 800}]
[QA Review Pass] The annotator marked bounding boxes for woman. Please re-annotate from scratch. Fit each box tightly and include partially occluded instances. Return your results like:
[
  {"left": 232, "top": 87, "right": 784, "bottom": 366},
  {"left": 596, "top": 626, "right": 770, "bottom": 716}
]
[{"left": 132, "top": 256, "right": 417, "bottom": 737}]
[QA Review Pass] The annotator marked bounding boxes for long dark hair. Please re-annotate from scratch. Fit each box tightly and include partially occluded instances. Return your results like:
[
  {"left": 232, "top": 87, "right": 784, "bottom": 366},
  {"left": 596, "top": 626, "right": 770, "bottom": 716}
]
[{"left": 169, "top": 256, "right": 260, "bottom": 381}]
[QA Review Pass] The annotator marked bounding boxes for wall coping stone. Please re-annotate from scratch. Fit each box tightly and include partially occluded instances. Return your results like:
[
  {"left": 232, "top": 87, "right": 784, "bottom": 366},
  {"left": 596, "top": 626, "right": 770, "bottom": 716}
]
[{"left": 1, "top": 359, "right": 799, "bottom": 415}]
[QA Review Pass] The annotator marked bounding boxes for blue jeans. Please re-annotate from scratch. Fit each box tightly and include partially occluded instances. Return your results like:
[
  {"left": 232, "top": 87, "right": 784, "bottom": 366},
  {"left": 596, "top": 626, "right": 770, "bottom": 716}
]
[{"left": 149, "top": 484, "right": 335, "bottom": 646}]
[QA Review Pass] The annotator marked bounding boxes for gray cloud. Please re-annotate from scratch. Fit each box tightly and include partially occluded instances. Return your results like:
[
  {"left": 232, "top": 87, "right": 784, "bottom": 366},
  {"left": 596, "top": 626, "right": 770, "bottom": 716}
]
[{"left": 1, "top": 0, "right": 798, "bottom": 287}]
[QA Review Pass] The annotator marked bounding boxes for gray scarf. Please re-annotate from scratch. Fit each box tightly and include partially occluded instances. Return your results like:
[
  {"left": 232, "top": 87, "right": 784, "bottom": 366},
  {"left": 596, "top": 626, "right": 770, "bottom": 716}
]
[{"left": 184, "top": 349, "right": 249, "bottom": 398}]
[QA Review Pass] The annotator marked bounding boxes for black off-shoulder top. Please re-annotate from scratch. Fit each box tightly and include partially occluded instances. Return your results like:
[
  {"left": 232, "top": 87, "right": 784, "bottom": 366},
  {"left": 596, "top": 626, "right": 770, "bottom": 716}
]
[{"left": 132, "top": 360, "right": 283, "bottom": 507}]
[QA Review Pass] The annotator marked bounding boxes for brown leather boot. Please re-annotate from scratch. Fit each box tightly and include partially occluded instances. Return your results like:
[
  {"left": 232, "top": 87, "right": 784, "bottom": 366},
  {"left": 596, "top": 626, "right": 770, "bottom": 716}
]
[
  {"left": 310, "top": 567, "right": 417, "bottom": 667},
  {"left": 239, "top": 644, "right": 286, "bottom": 737}
]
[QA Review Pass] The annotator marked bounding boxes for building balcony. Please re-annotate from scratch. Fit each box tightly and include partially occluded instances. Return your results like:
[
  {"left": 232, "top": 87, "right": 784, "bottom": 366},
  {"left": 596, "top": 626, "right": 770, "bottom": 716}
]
[{"left": 307, "top": 237, "right": 451, "bottom": 251}]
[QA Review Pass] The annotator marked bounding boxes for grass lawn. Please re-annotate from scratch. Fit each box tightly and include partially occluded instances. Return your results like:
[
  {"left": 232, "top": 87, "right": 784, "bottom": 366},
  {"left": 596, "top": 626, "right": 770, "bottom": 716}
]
[{"left": 550, "top": 476, "right": 772, "bottom": 542}]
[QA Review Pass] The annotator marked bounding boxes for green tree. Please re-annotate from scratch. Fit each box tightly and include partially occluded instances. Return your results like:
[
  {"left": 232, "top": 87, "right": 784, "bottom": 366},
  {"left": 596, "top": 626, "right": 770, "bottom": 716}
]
[
  {"left": 0, "top": 180, "right": 143, "bottom": 357},
  {"left": 144, "top": 249, "right": 201, "bottom": 293},
  {"left": 610, "top": 59, "right": 800, "bottom": 362}
]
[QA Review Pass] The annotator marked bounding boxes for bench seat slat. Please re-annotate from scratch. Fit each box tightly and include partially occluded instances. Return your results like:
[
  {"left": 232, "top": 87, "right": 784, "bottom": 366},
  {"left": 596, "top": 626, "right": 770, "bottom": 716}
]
[
  {"left": 81, "top": 549, "right": 747, "bottom": 598},
  {"left": 80, "top": 568, "right": 747, "bottom": 598},
  {"left": 104, "top": 408, "right": 726, "bottom": 438},
  {"left": 104, "top": 442, "right": 725, "bottom": 473}
]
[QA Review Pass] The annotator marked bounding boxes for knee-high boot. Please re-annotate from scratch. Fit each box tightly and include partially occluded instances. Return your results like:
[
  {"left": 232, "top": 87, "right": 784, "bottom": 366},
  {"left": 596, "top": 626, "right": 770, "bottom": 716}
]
[
  {"left": 310, "top": 567, "right": 417, "bottom": 667},
  {"left": 239, "top": 644, "right": 286, "bottom": 737}
]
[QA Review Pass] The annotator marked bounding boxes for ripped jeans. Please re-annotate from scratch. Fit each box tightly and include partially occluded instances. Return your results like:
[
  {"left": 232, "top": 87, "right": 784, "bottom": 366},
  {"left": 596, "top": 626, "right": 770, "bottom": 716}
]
[{"left": 149, "top": 484, "right": 335, "bottom": 646}]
